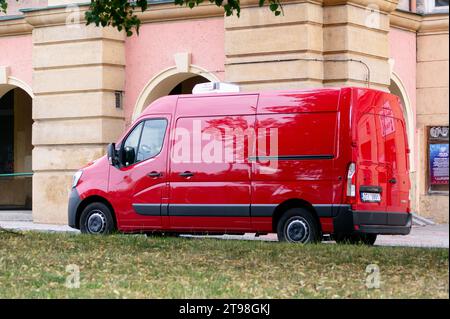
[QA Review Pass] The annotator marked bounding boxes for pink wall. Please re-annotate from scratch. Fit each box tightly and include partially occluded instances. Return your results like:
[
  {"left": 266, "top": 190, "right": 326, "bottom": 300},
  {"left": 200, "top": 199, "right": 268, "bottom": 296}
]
[
  {"left": 388, "top": 27, "right": 417, "bottom": 171},
  {"left": 0, "top": 34, "right": 33, "bottom": 88},
  {"left": 124, "top": 17, "right": 225, "bottom": 126},
  {"left": 389, "top": 27, "right": 417, "bottom": 118}
]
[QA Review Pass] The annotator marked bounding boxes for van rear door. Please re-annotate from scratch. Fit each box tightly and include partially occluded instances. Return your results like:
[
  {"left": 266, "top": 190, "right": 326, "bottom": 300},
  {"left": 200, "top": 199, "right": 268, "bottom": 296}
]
[
  {"left": 354, "top": 112, "right": 388, "bottom": 213},
  {"left": 382, "top": 113, "right": 410, "bottom": 214}
]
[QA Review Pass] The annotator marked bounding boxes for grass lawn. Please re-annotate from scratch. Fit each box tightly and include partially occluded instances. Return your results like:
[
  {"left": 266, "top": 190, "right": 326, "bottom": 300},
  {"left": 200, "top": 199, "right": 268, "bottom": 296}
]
[{"left": 0, "top": 231, "right": 448, "bottom": 298}]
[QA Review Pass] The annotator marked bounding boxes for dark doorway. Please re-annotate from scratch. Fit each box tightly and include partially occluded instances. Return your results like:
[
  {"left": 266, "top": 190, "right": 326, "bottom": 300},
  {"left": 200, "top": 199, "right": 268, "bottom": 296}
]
[
  {"left": 0, "top": 87, "right": 33, "bottom": 210},
  {"left": 168, "top": 75, "right": 209, "bottom": 95}
]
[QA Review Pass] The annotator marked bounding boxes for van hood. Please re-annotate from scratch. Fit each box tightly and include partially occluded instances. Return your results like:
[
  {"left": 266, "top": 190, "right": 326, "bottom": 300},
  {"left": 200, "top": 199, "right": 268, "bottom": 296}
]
[{"left": 81, "top": 155, "right": 107, "bottom": 170}]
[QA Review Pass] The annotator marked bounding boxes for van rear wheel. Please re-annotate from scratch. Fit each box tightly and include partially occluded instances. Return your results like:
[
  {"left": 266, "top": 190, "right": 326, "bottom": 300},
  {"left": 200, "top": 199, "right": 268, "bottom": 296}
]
[
  {"left": 277, "top": 208, "right": 320, "bottom": 244},
  {"left": 80, "top": 202, "right": 115, "bottom": 235},
  {"left": 334, "top": 233, "right": 377, "bottom": 245}
]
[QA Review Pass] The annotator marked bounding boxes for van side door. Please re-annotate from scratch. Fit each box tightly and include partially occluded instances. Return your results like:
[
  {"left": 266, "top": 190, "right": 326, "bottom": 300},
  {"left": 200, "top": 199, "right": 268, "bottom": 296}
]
[
  {"left": 108, "top": 115, "right": 170, "bottom": 230},
  {"left": 167, "top": 95, "right": 258, "bottom": 232}
]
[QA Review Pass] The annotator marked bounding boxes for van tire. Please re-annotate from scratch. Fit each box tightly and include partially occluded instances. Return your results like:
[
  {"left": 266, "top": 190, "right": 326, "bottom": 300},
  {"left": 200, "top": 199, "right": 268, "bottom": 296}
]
[
  {"left": 334, "top": 233, "right": 377, "bottom": 245},
  {"left": 80, "top": 202, "right": 115, "bottom": 235},
  {"left": 277, "top": 208, "right": 320, "bottom": 243}
]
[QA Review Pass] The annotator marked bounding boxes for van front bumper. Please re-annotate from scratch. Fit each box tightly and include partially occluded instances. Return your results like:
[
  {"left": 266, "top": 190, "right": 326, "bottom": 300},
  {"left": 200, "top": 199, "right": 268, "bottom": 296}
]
[
  {"left": 333, "top": 206, "right": 412, "bottom": 235},
  {"left": 68, "top": 188, "right": 81, "bottom": 229}
]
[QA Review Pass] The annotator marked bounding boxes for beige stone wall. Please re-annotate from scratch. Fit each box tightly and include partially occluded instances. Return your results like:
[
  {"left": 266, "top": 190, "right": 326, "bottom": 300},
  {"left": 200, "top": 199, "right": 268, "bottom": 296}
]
[
  {"left": 225, "top": 1, "right": 324, "bottom": 91},
  {"left": 225, "top": 0, "right": 396, "bottom": 91},
  {"left": 24, "top": 7, "right": 126, "bottom": 224},
  {"left": 416, "top": 14, "right": 449, "bottom": 223}
]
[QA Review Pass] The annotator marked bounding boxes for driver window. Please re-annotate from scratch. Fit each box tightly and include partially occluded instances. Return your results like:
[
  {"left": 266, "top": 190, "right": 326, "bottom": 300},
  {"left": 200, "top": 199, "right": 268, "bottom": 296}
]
[
  {"left": 136, "top": 119, "right": 168, "bottom": 162},
  {"left": 123, "top": 122, "right": 143, "bottom": 163}
]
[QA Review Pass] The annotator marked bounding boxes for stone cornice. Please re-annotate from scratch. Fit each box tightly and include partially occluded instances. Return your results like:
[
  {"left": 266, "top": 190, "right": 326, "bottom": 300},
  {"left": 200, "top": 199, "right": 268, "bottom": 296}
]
[
  {"left": 419, "top": 13, "right": 449, "bottom": 34},
  {"left": 240, "top": 0, "right": 398, "bottom": 12},
  {"left": 390, "top": 9, "right": 422, "bottom": 31},
  {"left": 23, "top": 6, "right": 89, "bottom": 27},
  {"left": 0, "top": 16, "right": 33, "bottom": 37},
  {"left": 0, "top": 1, "right": 449, "bottom": 37},
  {"left": 322, "top": 0, "right": 399, "bottom": 13},
  {"left": 136, "top": 2, "right": 223, "bottom": 23}
]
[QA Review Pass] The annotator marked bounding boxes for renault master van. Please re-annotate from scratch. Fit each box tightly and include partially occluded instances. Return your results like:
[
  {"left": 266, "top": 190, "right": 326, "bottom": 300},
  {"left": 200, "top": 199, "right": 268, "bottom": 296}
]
[{"left": 68, "top": 86, "right": 412, "bottom": 244}]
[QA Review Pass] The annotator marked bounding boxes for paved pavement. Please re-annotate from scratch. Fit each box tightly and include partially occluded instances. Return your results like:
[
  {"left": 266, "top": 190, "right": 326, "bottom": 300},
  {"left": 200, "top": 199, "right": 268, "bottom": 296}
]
[
  {"left": 0, "top": 220, "right": 79, "bottom": 233},
  {"left": 0, "top": 219, "right": 448, "bottom": 248}
]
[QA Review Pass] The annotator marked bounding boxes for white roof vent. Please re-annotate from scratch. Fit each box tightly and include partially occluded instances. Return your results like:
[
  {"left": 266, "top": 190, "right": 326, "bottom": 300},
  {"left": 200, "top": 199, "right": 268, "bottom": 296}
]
[{"left": 192, "top": 82, "right": 240, "bottom": 94}]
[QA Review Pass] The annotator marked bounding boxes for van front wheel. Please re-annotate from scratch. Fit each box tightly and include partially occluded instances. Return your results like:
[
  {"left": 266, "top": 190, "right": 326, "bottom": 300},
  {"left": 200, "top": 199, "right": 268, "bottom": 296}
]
[
  {"left": 80, "top": 202, "right": 115, "bottom": 235},
  {"left": 277, "top": 208, "right": 320, "bottom": 243}
]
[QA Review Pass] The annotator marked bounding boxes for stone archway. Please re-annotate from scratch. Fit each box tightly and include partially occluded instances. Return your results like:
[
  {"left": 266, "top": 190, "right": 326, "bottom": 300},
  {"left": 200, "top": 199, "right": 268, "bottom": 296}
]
[
  {"left": 389, "top": 72, "right": 415, "bottom": 172},
  {"left": 389, "top": 72, "right": 417, "bottom": 212},
  {"left": 0, "top": 81, "right": 33, "bottom": 210},
  {"left": 132, "top": 64, "right": 220, "bottom": 121}
]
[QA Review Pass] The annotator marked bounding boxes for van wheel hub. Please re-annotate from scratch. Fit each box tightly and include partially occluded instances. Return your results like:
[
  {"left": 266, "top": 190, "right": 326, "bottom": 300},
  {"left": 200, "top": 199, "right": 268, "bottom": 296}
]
[
  {"left": 286, "top": 218, "right": 309, "bottom": 243},
  {"left": 87, "top": 211, "right": 106, "bottom": 234}
]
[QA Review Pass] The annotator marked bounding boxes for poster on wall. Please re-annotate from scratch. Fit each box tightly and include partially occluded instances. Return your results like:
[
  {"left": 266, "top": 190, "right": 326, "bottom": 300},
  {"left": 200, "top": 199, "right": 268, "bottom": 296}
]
[{"left": 429, "top": 143, "right": 449, "bottom": 185}]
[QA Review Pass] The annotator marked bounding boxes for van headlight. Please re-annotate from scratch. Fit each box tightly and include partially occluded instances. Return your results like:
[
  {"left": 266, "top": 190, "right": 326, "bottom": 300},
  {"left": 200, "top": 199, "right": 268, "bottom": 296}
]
[{"left": 72, "top": 171, "right": 83, "bottom": 188}]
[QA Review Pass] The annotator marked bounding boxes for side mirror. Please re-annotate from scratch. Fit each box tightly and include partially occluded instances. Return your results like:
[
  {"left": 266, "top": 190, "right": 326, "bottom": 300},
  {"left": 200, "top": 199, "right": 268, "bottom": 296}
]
[
  {"left": 123, "top": 146, "right": 136, "bottom": 166},
  {"left": 107, "top": 143, "right": 118, "bottom": 166}
]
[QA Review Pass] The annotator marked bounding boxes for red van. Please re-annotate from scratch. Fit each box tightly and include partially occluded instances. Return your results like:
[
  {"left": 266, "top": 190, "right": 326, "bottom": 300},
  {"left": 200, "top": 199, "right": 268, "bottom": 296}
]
[{"left": 68, "top": 86, "right": 412, "bottom": 244}]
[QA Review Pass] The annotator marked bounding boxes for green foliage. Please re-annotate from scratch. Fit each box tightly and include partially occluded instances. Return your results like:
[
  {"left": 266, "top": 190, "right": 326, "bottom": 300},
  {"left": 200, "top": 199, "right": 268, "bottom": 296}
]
[
  {"left": 1, "top": 0, "right": 8, "bottom": 14},
  {"left": 1, "top": 0, "right": 283, "bottom": 36},
  {"left": 85, "top": 0, "right": 283, "bottom": 36}
]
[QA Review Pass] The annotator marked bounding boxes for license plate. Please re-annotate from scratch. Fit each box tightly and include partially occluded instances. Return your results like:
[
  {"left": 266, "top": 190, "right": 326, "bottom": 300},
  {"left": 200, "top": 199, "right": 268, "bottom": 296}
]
[{"left": 361, "top": 192, "right": 381, "bottom": 202}]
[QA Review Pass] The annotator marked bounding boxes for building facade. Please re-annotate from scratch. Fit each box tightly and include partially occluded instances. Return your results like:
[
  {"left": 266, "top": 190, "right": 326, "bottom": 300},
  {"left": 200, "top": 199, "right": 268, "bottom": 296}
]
[{"left": 0, "top": 0, "right": 448, "bottom": 224}]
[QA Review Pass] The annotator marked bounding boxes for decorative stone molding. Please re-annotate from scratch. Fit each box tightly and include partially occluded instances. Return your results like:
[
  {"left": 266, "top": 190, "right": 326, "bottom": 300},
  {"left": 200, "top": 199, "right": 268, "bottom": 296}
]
[
  {"left": 0, "top": 17, "right": 33, "bottom": 36},
  {"left": 419, "top": 13, "right": 449, "bottom": 34},
  {"left": 0, "top": 66, "right": 10, "bottom": 84},
  {"left": 390, "top": 10, "right": 422, "bottom": 31},
  {"left": 136, "top": 2, "right": 224, "bottom": 23},
  {"left": 132, "top": 64, "right": 220, "bottom": 121},
  {"left": 22, "top": 5, "right": 89, "bottom": 27},
  {"left": 174, "top": 52, "right": 192, "bottom": 73},
  {"left": 322, "top": 0, "right": 399, "bottom": 13},
  {"left": 0, "top": 67, "right": 34, "bottom": 99},
  {"left": 239, "top": 0, "right": 398, "bottom": 12},
  {"left": 1, "top": 0, "right": 447, "bottom": 38}
]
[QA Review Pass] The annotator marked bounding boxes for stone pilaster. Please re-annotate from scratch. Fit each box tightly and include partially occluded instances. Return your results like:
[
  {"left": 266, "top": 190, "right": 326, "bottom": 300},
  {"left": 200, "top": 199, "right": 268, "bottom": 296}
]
[
  {"left": 416, "top": 14, "right": 449, "bottom": 223},
  {"left": 224, "top": 0, "right": 324, "bottom": 91},
  {"left": 224, "top": 0, "right": 398, "bottom": 91},
  {"left": 24, "top": 7, "right": 126, "bottom": 224},
  {"left": 322, "top": 0, "right": 396, "bottom": 91}
]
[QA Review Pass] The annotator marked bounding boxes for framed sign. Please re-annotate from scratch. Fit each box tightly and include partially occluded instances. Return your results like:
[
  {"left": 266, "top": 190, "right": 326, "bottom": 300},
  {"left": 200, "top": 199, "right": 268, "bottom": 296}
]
[
  {"left": 429, "top": 144, "right": 449, "bottom": 185},
  {"left": 428, "top": 126, "right": 449, "bottom": 193}
]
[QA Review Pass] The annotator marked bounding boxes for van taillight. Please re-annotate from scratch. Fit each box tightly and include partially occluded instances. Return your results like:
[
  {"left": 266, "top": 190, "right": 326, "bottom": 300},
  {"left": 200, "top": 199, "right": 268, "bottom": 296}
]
[{"left": 346, "top": 162, "right": 356, "bottom": 197}]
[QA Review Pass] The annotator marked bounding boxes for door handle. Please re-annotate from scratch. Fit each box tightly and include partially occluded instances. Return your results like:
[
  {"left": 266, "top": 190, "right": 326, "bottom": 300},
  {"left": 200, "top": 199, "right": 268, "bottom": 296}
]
[
  {"left": 389, "top": 178, "right": 397, "bottom": 184},
  {"left": 148, "top": 171, "right": 162, "bottom": 178},
  {"left": 179, "top": 171, "right": 194, "bottom": 178}
]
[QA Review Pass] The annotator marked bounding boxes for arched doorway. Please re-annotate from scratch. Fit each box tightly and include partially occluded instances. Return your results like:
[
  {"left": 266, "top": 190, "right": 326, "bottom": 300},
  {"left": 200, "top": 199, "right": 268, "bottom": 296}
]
[
  {"left": 0, "top": 86, "right": 33, "bottom": 210},
  {"left": 133, "top": 65, "right": 220, "bottom": 121},
  {"left": 389, "top": 73, "right": 416, "bottom": 212},
  {"left": 389, "top": 73, "right": 415, "bottom": 172}
]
